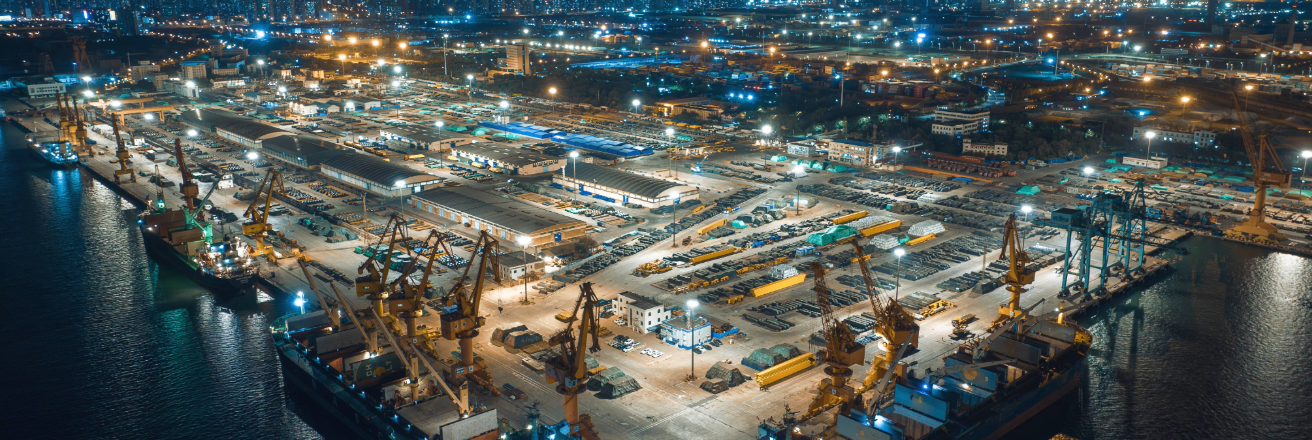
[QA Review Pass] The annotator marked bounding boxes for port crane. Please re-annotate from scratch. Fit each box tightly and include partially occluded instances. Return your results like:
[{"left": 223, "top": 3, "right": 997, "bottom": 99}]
[
  {"left": 369, "top": 307, "right": 470, "bottom": 413},
  {"left": 1224, "top": 91, "right": 1292, "bottom": 247},
  {"left": 389, "top": 230, "right": 456, "bottom": 338},
  {"left": 297, "top": 257, "right": 343, "bottom": 330},
  {"left": 356, "top": 214, "right": 409, "bottom": 317},
  {"left": 800, "top": 262, "right": 865, "bottom": 422},
  {"left": 172, "top": 139, "right": 198, "bottom": 213},
  {"left": 56, "top": 93, "right": 89, "bottom": 156},
  {"left": 242, "top": 169, "right": 286, "bottom": 261},
  {"left": 543, "top": 282, "right": 603, "bottom": 440},
  {"left": 110, "top": 117, "right": 135, "bottom": 183},
  {"left": 438, "top": 231, "right": 501, "bottom": 390},
  {"left": 849, "top": 241, "right": 919, "bottom": 397},
  {"left": 994, "top": 214, "right": 1035, "bottom": 326}
]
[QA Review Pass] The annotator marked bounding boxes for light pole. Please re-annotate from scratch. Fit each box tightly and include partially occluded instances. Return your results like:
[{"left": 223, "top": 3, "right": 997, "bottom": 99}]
[
  {"left": 517, "top": 235, "right": 532, "bottom": 304},
  {"left": 442, "top": 33, "right": 450, "bottom": 78},
  {"left": 892, "top": 248, "right": 905, "bottom": 301},
  {"left": 686, "top": 299, "right": 699, "bottom": 381},
  {"left": 569, "top": 151, "right": 580, "bottom": 199},
  {"left": 631, "top": 99, "right": 641, "bottom": 115},
  {"left": 1020, "top": 205, "right": 1033, "bottom": 247},
  {"left": 760, "top": 124, "right": 773, "bottom": 148},
  {"left": 1301, "top": 150, "right": 1312, "bottom": 190},
  {"left": 435, "top": 121, "right": 445, "bottom": 167},
  {"left": 498, "top": 100, "right": 509, "bottom": 138},
  {"left": 1083, "top": 166, "right": 1095, "bottom": 184},
  {"left": 792, "top": 165, "right": 805, "bottom": 214},
  {"left": 549, "top": 87, "right": 557, "bottom": 112},
  {"left": 892, "top": 146, "right": 902, "bottom": 164},
  {"left": 1144, "top": 131, "right": 1156, "bottom": 160}
]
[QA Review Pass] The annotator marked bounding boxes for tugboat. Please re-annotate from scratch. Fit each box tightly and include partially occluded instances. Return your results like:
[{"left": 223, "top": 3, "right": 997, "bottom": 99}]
[{"left": 138, "top": 139, "right": 258, "bottom": 295}]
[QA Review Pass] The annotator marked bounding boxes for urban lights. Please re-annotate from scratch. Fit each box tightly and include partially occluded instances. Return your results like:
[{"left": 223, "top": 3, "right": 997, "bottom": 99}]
[{"left": 1144, "top": 130, "right": 1157, "bottom": 159}]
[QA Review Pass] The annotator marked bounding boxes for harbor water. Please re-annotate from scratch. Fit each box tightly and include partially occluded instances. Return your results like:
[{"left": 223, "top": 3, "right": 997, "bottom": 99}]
[{"left": 1, "top": 122, "right": 1310, "bottom": 440}]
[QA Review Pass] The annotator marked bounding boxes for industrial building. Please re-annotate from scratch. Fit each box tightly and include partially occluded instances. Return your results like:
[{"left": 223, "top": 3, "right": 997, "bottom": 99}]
[
  {"left": 409, "top": 186, "right": 591, "bottom": 246},
  {"left": 258, "top": 135, "right": 349, "bottom": 169},
  {"left": 553, "top": 163, "right": 698, "bottom": 207},
  {"left": 660, "top": 315, "right": 712, "bottom": 349},
  {"left": 1131, "top": 126, "right": 1216, "bottom": 147},
  {"left": 450, "top": 143, "right": 562, "bottom": 175},
  {"left": 826, "top": 139, "right": 921, "bottom": 168},
  {"left": 318, "top": 153, "right": 442, "bottom": 198},
  {"left": 613, "top": 292, "right": 671, "bottom": 334},
  {"left": 932, "top": 108, "right": 990, "bottom": 135},
  {"left": 505, "top": 43, "right": 531, "bottom": 75},
  {"left": 180, "top": 109, "right": 292, "bottom": 149},
  {"left": 1122, "top": 156, "right": 1168, "bottom": 169},
  {"left": 379, "top": 124, "right": 473, "bottom": 152},
  {"left": 962, "top": 139, "right": 1008, "bottom": 156},
  {"left": 497, "top": 250, "right": 545, "bottom": 281}
]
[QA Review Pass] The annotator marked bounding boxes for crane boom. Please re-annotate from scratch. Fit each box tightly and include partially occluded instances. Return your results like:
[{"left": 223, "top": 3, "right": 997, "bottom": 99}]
[
  {"left": 328, "top": 283, "right": 379, "bottom": 355},
  {"left": 543, "top": 283, "right": 602, "bottom": 440},
  {"left": 850, "top": 241, "right": 918, "bottom": 395},
  {"left": 1225, "top": 91, "right": 1292, "bottom": 246},
  {"left": 242, "top": 169, "right": 286, "bottom": 261},
  {"left": 297, "top": 257, "right": 341, "bottom": 330},
  {"left": 800, "top": 262, "right": 864, "bottom": 422},
  {"left": 996, "top": 214, "right": 1035, "bottom": 324},
  {"left": 369, "top": 308, "right": 469, "bottom": 415}
]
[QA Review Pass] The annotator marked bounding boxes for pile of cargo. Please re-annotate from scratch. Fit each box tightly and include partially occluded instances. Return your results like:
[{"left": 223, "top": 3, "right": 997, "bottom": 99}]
[
  {"left": 662, "top": 187, "right": 768, "bottom": 235},
  {"left": 908, "top": 220, "right": 946, "bottom": 237},
  {"left": 752, "top": 349, "right": 816, "bottom": 390},
  {"left": 743, "top": 313, "right": 796, "bottom": 332},
  {"left": 741, "top": 344, "right": 804, "bottom": 371},
  {"left": 490, "top": 323, "right": 545, "bottom": 350},
  {"left": 869, "top": 234, "right": 901, "bottom": 250},
  {"left": 798, "top": 183, "right": 910, "bottom": 213},
  {"left": 806, "top": 225, "right": 859, "bottom": 246},
  {"left": 921, "top": 153, "right": 1017, "bottom": 178},
  {"left": 668, "top": 244, "right": 740, "bottom": 265}
]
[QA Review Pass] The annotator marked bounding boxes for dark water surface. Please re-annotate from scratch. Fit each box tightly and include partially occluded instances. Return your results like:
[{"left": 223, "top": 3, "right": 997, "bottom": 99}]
[{"left": 1, "top": 122, "right": 1309, "bottom": 440}]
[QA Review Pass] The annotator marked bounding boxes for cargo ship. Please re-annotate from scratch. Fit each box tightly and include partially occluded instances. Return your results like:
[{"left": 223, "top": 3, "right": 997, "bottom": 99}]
[
  {"left": 26, "top": 134, "right": 79, "bottom": 169},
  {"left": 823, "top": 314, "right": 1092, "bottom": 440},
  {"left": 138, "top": 177, "right": 259, "bottom": 295},
  {"left": 270, "top": 308, "right": 501, "bottom": 440}
]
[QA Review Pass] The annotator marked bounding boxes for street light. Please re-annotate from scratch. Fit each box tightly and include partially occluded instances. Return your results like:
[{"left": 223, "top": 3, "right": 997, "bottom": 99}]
[
  {"left": 1301, "top": 150, "right": 1312, "bottom": 190},
  {"left": 892, "top": 248, "right": 906, "bottom": 300},
  {"left": 498, "top": 100, "right": 510, "bottom": 137},
  {"left": 761, "top": 124, "right": 773, "bottom": 148},
  {"left": 1083, "top": 166, "right": 1095, "bottom": 184},
  {"left": 517, "top": 236, "right": 532, "bottom": 304},
  {"left": 792, "top": 165, "right": 806, "bottom": 214},
  {"left": 186, "top": 129, "right": 198, "bottom": 137},
  {"left": 686, "top": 299, "right": 699, "bottom": 381},
  {"left": 631, "top": 99, "right": 641, "bottom": 114},
  {"left": 569, "top": 151, "right": 580, "bottom": 197},
  {"left": 247, "top": 151, "right": 259, "bottom": 160},
  {"left": 892, "top": 146, "right": 903, "bottom": 164},
  {"left": 1144, "top": 131, "right": 1156, "bottom": 160}
]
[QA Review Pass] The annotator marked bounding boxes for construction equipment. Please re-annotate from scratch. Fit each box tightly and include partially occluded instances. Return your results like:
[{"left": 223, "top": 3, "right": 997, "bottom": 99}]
[
  {"left": 242, "top": 169, "right": 286, "bottom": 261},
  {"left": 438, "top": 231, "right": 500, "bottom": 386},
  {"left": 544, "top": 283, "right": 603, "bottom": 440},
  {"left": 297, "top": 257, "right": 341, "bottom": 330},
  {"left": 172, "top": 139, "right": 198, "bottom": 213},
  {"left": 994, "top": 214, "right": 1035, "bottom": 326},
  {"left": 369, "top": 308, "right": 470, "bottom": 413},
  {"left": 850, "top": 241, "right": 918, "bottom": 397},
  {"left": 56, "top": 93, "right": 88, "bottom": 155},
  {"left": 110, "top": 117, "right": 135, "bottom": 183},
  {"left": 391, "top": 230, "right": 456, "bottom": 337},
  {"left": 1224, "top": 91, "right": 1293, "bottom": 246},
  {"left": 356, "top": 214, "right": 408, "bottom": 317},
  {"left": 800, "top": 262, "right": 865, "bottom": 422}
]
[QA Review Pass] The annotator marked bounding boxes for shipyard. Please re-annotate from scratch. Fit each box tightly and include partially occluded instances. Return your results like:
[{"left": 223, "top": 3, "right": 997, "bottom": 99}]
[{"left": 4, "top": 3, "right": 1312, "bottom": 440}]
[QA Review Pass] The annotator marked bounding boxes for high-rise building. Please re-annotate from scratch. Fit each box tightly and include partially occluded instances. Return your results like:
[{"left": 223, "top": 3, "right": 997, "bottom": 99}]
[
  {"left": 114, "top": 8, "right": 139, "bottom": 36},
  {"left": 506, "top": 43, "right": 530, "bottom": 75}
]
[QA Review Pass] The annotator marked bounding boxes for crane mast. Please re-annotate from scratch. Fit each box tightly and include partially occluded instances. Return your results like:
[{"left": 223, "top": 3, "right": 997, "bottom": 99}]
[
  {"left": 242, "top": 169, "right": 286, "bottom": 261},
  {"left": 995, "top": 214, "right": 1035, "bottom": 326},
  {"left": 801, "top": 262, "right": 865, "bottom": 422},
  {"left": 1225, "top": 91, "right": 1292, "bottom": 246},
  {"left": 389, "top": 229, "right": 454, "bottom": 337},
  {"left": 849, "top": 241, "right": 918, "bottom": 396},
  {"left": 439, "top": 230, "right": 501, "bottom": 385},
  {"left": 544, "top": 283, "right": 602, "bottom": 440},
  {"left": 356, "top": 214, "right": 408, "bottom": 317},
  {"left": 110, "top": 117, "right": 135, "bottom": 183}
]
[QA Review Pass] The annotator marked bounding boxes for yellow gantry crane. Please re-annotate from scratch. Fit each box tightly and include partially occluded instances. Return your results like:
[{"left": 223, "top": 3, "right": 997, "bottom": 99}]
[
  {"left": 242, "top": 169, "right": 286, "bottom": 261},
  {"left": 994, "top": 214, "right": 1035, "bottom": 326},
  {"left": 439, "top": 231, "right": 501, "bottom": 390},
  {"left": 801, "top": 262, "right": 865, "bottom": 423},
  {"left": 110, "top": 117, "right": 135, "bottom": 183},
  {"left": 850, "top": 241, "right": 919, "bottom": 397},
  {"left": 544, "top": 282, "right": 603, "bottom": 440},
  {"left": 1225, "top": 92, "right": 1293, "bottom": 246}
]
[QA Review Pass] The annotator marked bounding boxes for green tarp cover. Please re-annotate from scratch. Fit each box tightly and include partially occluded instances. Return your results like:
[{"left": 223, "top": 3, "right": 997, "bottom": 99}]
[{"left": 1017, "top": 185, "right": 1041, "bottom": 195}]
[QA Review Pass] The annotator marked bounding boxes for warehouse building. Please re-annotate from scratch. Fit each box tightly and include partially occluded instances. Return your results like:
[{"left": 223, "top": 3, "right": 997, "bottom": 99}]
[
  {"left": 259, "top": 135, "right": 349, "bottom": 169},
  {"left": 660, "top": 315, "right": 712, "bottom": 349},
  {"left": 498, "top": 250, "right": 545, "bottom": 281},
  {"left": 410, "top": 186, "right": 591, "bottom": 246},
  {"left": 378, "top": 124, "right": 473, "bottom": 152},
  {"left": 450, "top": 143, "right": 562, "bottom": 175},
  {"left": 180, "top": 108, "right": 292, "bottom": 148},
  {"left": 613, "top": 292, "right": 671, "bottom": 334},
  {"left": 319, "top": 153, "right": 443, "bottom": 198},
  {"left": 554, "top": 163, "right": 698, "bottom": 207}
]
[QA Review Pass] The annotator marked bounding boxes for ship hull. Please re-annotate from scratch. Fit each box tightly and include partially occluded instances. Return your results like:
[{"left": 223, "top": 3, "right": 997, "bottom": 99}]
[
  {"left": 934, "top": 360, "right": 1086, "bottom": 440},
  {"left": 139, "top": 226, "right": 255, "bottom": 295},
  {"left": 272, "top": 326, "right": 419, "bottom": 440},
  {"left": 28, "top": 144, "right": 79, "bottom": 169}
]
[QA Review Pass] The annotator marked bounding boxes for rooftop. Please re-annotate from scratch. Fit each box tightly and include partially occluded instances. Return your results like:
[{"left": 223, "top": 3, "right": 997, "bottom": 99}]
[
  {"left": 412, "top": 186, "right": 588, "bottom": 235},
  {"left": 260, "top": 135, "right": 349, "bottom": 166},
  {"left": 499, "top": 250, "right": 542, "bottom": 268},
  {"left": 619, "top": 291, "right": 662, "bottom": 310},
  {"left": 383, "top": 124, "right": 448, "bottom": 143},
  {"left": 567, "top": 163, "right": 691, "bottom": 199},
  {"left": 454, "top": 143, "right": 558, "bottom": 167},
  {"left": 320, "top": 153, "right": 440, "bottom": 187}
]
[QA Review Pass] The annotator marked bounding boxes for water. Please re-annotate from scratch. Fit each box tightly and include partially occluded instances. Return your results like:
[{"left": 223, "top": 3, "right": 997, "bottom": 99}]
[{"left": 1, "top": 122, "right": 1310, "bottom": 440}]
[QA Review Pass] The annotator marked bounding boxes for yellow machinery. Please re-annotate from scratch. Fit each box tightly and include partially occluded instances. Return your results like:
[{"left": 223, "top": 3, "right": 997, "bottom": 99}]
[
  {"left": 242, "top": 169, "right": 286, "bottom": 261},
  {"left": 994, "top": 214, "right": 1035, "bottom": 326},
  {"left": 110, "top": 117, "right": 135, "bottom": 183},
  {"left": 390, "top": 230, "right": 456, "bottom": 338},
  {"left": 749, "top": 273, "right": 806, "bottom": 297},
  {"left": 438, "top": 231, "right": 500, "bottom": 389},
  {"left": 800, "top": 262, "right": 866, "bottom": 422},
  {"left": 56, "top": 93, "right": 89, "bottom": 155},
  {"left": 171, "top": 139, "right": 199, "bottom": 213},
  {"left": 832, "top": 210, "right": 869, "bottom": 225},
  {"left": 850, "top": 241, "right": 919, "bottom": 398},
  {"left": 1224, "top": 92, "right": 1292, "bottom": 246},
  {"left": 355, "top": 214, "right": 408, "bottom": 317},
  {"left": 754, "top": 352, "right": 818, "bottom": 389},
  {"left": 544, "top": 283, "right": 603, "bottom": 440}
]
